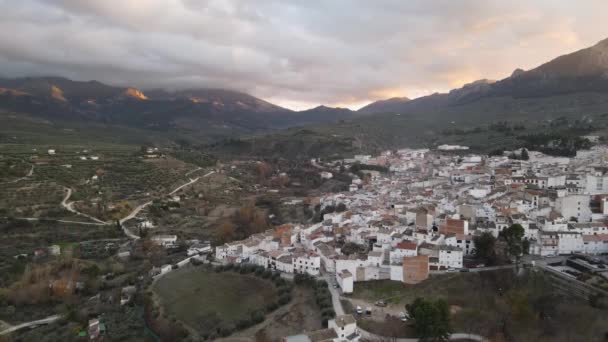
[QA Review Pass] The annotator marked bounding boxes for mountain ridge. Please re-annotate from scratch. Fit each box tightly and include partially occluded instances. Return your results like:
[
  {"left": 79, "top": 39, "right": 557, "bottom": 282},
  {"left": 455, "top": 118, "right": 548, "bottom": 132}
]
[{"left": 359, "top": 37, "right": 608, "bottom": 114}]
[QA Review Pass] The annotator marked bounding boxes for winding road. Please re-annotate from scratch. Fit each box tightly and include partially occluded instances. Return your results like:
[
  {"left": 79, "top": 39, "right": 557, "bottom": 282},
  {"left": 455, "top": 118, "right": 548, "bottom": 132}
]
[
  {"left": 2, "top": 164, "right": 34, "bottom": 184},
  {"left": 0, "top": 314, "right": 61, "bottom": 336},
  {"left": 61, "top": 188, "right": 109, "bottom": 225},
  {"left": 120, "top": 171, "right": 216, "bottom": 239},
  {"left": 51, "top": 170, "right": 216, "bottom": 238},
  {"left": 185, "top": 167, "right": 202, "bottom": 176},
  {"left": 4, "top": 217, "right": 107, "bottom": 226}
]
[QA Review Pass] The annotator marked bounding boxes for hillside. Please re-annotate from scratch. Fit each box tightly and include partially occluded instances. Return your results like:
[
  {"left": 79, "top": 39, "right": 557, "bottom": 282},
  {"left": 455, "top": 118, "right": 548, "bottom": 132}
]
[
  {"left": 358, "top": 97, "right": 410, "bottom": 114},
  {"left": 360, "top": 38, "right": 608, "bottom": 114},
  {"left": 3, "top": 37, "right": 608, "bottom": 158},
  {"left": 214, "top": 38, "right": 608, "bottom": 159},
  {"left": 0, "top": 77, "right": 359, "bottom": 143}
]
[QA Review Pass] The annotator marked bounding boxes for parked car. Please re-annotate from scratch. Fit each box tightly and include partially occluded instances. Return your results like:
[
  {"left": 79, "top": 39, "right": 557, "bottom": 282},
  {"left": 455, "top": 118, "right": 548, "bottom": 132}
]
[
  {"left": 399, "top": 311, "right": 409, "bottom": 322},
  {"left": 447, "top": 268, "right": 458, "bottom": 273},
  {"left": 333, "top": 283, "right": 339, "bottom": 289},
  {"left": 356, "top": 306, "right": 363, "bottom": 314},
  {"left": 374, "top": 300, "right": 387, "bottom": 307},
  {"left": 459, "top": 268, "right": 470, "bottom": 272},
  {"left": 365, "top": 307, "right": 372, "bottom": 315}
]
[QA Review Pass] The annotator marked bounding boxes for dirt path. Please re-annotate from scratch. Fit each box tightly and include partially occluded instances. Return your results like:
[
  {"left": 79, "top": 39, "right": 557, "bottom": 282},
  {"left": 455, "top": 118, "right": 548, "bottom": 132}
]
[
  {"left": 168, "top": 172, "right": 214, "bottom": 196},
  {"left": 6, "top": 217, "right": 107, "bottom": 226},
  {"left": 0, "top": 314, "right": 61, "bottom": 336},
  {"left": 120, "top": 171, "right": 216, "bottom": 239},
  {"left": 61, "top": 188, "right": 109, "bottom": 225},
  {"left": 185, "top": 167, "right": 202, "bottom": 176},
  {"left": 2, "top": 164, "right": 34, "bottom": 184}
]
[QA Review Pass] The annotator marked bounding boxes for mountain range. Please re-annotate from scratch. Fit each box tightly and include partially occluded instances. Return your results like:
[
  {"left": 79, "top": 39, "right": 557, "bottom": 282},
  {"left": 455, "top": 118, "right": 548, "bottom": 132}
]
[
  {"left": 358, "top": 37, "right": 608, "bottom": 114},
  {"left": 1, "top": 37, "right": 608, "bottom": 151},
  {"left": 0, "top": 76, "right": 363, "bottom": 141}
]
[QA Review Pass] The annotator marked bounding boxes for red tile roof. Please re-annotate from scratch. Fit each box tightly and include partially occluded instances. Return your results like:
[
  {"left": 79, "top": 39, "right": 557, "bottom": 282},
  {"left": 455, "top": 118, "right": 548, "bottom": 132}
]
[{"left": 396, "top": 242, "right": 417, "bottom": 250}]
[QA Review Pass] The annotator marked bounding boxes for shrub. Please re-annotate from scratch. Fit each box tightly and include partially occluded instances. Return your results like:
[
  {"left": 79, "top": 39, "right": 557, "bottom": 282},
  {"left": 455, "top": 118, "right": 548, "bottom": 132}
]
[
  {"left": 219, "top": 322, "right": 235, "bottom": 337},
  {"left": 251, "top": 310, "right": 265, "bottom": 324},
  {"left": 316, "top": 280, "right": 328, "bottom": 289},
  {"left": 236, "top": 318, "right": 252, "bottom": 330},
  {"left": 321, "top": 308, "right": 335, "bottom": 318},
  {"left": 278, "top": 286, "right": 291, "bottom": 296},
  {"left": 265, "top": 301, "right": 279, "bottom": 313},
  {"left": 278, "top": 293, "right": 292, "bottom": 305}
]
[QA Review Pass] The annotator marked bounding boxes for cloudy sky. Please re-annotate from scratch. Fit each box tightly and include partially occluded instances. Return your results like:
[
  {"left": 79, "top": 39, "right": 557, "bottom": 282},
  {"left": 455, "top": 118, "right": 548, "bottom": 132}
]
[{"left": 1, "top": 0, "right": 607, "bottom": 110}]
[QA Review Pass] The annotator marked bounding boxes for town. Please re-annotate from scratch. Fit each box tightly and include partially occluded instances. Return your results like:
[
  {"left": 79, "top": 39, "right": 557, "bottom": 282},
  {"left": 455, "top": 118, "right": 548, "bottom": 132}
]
[
  {"left": 4, "top": 4, "right": 608, "bottom": 341},
  {"left": 4, "top": 142, "right": 608, "bottom": 341},
  {"left": 208, "top": 144, "right": 608, "bottom": 341}
]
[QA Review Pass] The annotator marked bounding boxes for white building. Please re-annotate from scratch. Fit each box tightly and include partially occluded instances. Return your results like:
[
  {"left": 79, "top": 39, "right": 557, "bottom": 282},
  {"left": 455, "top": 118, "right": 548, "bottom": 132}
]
[
  {"left": 320, "top": 171, "right": 333, "bottom": 179},
  {"left": 187, "top": 243, "right": 211, "bottom": 256},
  {"left": 293, "top": 252, "right": 321, "bottom": 276},
  {"left": 337, "top": 270, "right": 354, "bottom": 294},
  {"left": 438, "top": 246, "right": 463, "bottom": 269},
  {"left": 582, "top": 234, "right": 608, "bottom": 254},
  {"left": 151, "top": 235, "right": 178, "bottom": 248},
  {"left": 215, "top": 241, "right": 243, "bottom": 260},
  {"left": 555, "top": 195, "right": 591, "bottom": 222},
  {"left": 328, "top": 315, "right": 359, "bottom": 341},
  {"left": 389, "top": 242, "right": 418, "bottom": 263}
]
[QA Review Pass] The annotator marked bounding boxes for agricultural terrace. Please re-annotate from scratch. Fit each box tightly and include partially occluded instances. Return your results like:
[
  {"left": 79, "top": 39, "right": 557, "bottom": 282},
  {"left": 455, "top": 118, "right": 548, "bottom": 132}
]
[{"left": 0, "top": 143, "right": 211, "bottom": 221}]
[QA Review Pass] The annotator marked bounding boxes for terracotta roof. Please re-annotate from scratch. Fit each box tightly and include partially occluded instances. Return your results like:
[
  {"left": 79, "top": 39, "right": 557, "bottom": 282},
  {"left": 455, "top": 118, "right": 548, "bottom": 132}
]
[
  {"left": 396, "top": 242, "right": 417, "bottom": 250},
  {"left": 583, "top": 234, "right": 608, "bottom": 242}
]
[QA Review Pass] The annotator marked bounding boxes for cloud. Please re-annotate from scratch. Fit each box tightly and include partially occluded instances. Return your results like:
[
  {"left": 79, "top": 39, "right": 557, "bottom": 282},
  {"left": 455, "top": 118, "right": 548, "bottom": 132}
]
[{"left": 0, "top": 0, "right": 606, "bottom": 110}]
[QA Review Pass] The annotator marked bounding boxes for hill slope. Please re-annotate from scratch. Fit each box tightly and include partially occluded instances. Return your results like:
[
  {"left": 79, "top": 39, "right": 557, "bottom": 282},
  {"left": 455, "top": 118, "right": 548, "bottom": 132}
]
[
  {"left": 0, "top": 77, "right": 360, "bottom": 142},
  {"left": 360, "top": 38, "right": 608, "bottom": 115},
  {"left": 215, "top": 37, "right": 608, "bottom": 159}
]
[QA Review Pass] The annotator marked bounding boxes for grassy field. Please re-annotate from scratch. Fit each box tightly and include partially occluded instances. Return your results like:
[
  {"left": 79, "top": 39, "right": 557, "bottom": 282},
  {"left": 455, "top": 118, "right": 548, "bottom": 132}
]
[
  {"left": 153, "top": 267, "right": 277, "bottom": 334},
  {"left": 352, "top": 273, "right": 481, "bottom": 306},
  {"left": 351, "top": 271, "right": 608, "bottom": 341}
]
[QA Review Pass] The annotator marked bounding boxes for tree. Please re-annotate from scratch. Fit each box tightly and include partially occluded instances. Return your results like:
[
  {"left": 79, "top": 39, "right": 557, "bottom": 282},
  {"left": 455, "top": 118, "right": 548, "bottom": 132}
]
[
  {"left": 254, "top": 162, "right": 272, "bottom": 184},
  {"left": 473, "top": 232, "right": 497, "bottom": 265},
  {"left": 503, "top": 224, "right": 525, "bottom": 266},
  {"left": 217, "top": 221, "right": 237, "bottom": 244},
  {"left": 520, "top": 148, "right": 529, "bottom": 160},
  {"left": 407, "top": 297, "right": 451, "bottom": 341},
  {"left": 522, "top": 238, "right": 530, "bottom": 255}
]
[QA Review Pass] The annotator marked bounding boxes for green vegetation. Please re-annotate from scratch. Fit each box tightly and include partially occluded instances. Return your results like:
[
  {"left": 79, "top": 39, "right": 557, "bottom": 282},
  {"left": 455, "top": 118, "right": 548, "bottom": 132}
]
[
  {"left": 168, "top": 149, "right": 217, "bottom": 168},
  {"left": 407, "top": 297, "right": 451, "bottom": 341},
  {"left": 502, "top": 224, "right": 525, "bottom": 265},
  {"left": 353, "top": 271, "right": 608, "bottom": 341},
  {"left": 473, "top": 232, "right": 497, "bottom": 266},
  {"left": 152, "top": 264, "right": 289, "bottom": 340},
  {"left": 0, "top": 218, "right": 123, "bottom": 287},
  {"left": 520, "top": 132, "right": 593, "bottom": 157},
  {"left": 293, "top": 274, "right": 336, "bottom": 326}
]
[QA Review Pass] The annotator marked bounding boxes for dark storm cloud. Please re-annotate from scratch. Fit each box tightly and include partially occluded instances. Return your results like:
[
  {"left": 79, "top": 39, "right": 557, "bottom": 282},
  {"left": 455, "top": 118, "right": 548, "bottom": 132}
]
[{"left": 0, "top": 0, "right": 606, "bottom": 109}]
